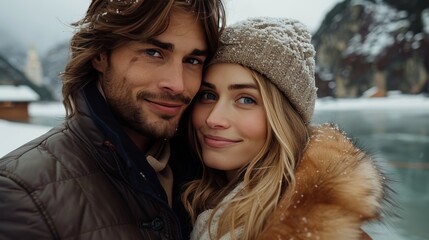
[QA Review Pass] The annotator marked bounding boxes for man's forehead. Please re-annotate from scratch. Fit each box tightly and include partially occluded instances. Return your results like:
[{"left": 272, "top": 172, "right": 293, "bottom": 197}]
[{"left": 147, "top": 12, "right": 208, "bottom": 54}]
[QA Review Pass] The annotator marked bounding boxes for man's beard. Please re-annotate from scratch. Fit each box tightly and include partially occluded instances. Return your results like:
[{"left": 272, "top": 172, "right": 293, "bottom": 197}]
[
  {"left": 111, "top": 101, "right": 177, "bottom": 138},
  {"left": 102, "top": 75, "right": 191, "bottom": 139},
  {"left": 110, "top": 91, "right": 190, "bottom": 139}
]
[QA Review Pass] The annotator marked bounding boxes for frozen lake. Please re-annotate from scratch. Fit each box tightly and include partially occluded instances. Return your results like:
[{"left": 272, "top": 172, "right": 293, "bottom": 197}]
[{"left": 313, "top": 99, "right": 429, "bottom": 240}]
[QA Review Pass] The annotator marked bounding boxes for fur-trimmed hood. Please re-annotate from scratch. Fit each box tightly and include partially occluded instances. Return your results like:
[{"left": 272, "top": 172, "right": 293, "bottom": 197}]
[{"left": 259, "top": 123, "right": 392, "bottom": 239}]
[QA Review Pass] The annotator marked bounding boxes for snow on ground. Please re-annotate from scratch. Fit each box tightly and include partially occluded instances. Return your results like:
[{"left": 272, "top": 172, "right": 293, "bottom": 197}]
[
  {"left": 29, "top": 101, "right": 65, "bottom": 117},
  {"left": 0, "top": 120, "right": 51, "bottom": 157},
  {"left": 1, "top": 95, "right": 429, "bottom": 157},
  {"left": 316, "top": 94, "right": 429, "bottom": 111},
  {"left": 0, "top": 102, "right": 65, "bottom": 157}
]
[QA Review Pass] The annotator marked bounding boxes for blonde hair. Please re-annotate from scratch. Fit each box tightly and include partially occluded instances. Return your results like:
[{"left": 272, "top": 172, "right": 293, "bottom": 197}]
[{"left": 182, "top": 69, "right": 310, "bottom": 239}]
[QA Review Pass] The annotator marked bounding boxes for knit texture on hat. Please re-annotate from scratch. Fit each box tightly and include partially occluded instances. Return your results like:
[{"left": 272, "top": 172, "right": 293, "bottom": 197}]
[{"left": 210, "top": 17, "right": 317, "bottom": 123}]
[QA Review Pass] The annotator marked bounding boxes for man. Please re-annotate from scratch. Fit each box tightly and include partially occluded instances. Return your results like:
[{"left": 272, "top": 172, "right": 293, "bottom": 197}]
[{"left": 0, "top": 0, "right": 225, "bottom": 239}]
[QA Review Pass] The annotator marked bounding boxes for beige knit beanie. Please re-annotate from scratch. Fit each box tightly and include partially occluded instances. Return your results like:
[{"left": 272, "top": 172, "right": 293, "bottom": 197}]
[{"left": 210, "top": 17, "right": 317, "bottom": 124}]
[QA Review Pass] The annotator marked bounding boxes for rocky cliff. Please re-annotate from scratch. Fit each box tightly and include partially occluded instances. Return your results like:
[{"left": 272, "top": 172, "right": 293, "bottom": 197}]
[{"left": 313, "top": 0, "right": 429, "bottom": 97}]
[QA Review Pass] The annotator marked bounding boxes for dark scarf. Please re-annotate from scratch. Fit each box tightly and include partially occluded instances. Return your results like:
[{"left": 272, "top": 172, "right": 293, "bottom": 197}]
[{"left": 81, "top": 81, "right": 172, "bottom": 205}]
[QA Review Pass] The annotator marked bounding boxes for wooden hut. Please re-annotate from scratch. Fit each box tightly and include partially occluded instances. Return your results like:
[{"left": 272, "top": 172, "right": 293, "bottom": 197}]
[{"left": 0, "top": 85, "right": 40, "bottom": 121}]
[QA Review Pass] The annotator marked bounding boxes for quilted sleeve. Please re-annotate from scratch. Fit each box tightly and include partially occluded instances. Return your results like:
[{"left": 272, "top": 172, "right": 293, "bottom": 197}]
[{"left": 0, "top": 173, "right": 57, "bottom": 239}]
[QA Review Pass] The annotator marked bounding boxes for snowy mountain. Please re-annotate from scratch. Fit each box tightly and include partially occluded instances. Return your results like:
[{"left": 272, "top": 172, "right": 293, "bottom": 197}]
[
  {"left": 0, "top": 55, "right": 54, "bottom": 101},
  {"left": 0, "top": 27, "right": 27, "bottom": 69},
  {"left": 42, "top": 41, "right": 70, "bottom": 100}
]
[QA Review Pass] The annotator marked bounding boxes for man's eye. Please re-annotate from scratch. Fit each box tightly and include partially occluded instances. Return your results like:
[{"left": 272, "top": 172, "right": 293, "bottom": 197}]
[
  {"left": 145, "top": 49, "right": 161, "bottom": 57},
  {"left": 186, "top": 58, "right": 202, "bottom": 65},
  {"left": 237, "top": 97, "right": 255, "bottom": 104}
]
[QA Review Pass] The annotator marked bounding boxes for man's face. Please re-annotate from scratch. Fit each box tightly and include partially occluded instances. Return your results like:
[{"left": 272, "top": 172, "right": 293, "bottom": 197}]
[{"left": 93, "top": 11, "right": 207, "bottom": 142}]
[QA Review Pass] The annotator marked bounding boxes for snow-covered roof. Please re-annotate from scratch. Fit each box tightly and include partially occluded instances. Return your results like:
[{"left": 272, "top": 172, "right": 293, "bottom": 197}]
[{"left": 0, "top": 85, "right": 40, "bottom": 102}]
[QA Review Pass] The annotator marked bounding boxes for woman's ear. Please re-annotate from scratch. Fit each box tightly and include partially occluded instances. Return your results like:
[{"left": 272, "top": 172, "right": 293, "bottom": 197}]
[{"left": 92, "top": 52, "right": 107, "bottom": 72}]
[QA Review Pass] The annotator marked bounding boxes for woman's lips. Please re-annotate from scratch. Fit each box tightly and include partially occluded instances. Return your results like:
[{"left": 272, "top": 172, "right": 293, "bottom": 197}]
[{"left": 203, "top": 134, "right": 240, "bottom": 148}]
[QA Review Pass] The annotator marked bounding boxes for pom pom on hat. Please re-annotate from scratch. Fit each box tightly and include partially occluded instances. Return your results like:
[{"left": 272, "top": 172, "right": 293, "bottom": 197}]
[{"left": 210, "top": 17, "right": 317, "bottom": 124}]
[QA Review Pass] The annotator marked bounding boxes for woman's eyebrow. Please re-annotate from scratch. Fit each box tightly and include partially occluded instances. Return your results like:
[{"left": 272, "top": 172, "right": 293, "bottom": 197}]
[
  {"left": 228, "top": 83, "right": 258, "bottom": 90},
  {"left": 201, "top": 81, "right": 216, "bottom": 89}
]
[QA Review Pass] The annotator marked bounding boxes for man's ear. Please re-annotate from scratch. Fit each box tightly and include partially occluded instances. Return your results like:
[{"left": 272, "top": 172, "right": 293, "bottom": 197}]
[{"left": 92, "top": 52, "right": 108, "bottom": 72}]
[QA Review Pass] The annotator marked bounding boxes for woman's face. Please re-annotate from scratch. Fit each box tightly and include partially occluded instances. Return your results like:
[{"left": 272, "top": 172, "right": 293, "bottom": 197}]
[{"left": 192, "top": 63, "right": 267, "bottom": 180}]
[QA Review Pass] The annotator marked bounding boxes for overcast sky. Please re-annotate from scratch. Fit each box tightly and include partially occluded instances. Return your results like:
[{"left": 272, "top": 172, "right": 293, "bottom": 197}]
[{"left": 0, "top": 0, "right": 342, "bottom": 55}]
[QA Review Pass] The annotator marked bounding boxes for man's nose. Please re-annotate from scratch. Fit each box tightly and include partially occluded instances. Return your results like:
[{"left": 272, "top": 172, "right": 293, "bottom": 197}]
[{"left": 159, "top": 60, "right": 185, "bottom": 94}]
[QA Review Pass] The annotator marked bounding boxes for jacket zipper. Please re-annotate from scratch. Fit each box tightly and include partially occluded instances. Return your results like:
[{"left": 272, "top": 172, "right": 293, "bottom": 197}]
[{"left": 104, "top": 141, "right": 183, "bottom": 239}]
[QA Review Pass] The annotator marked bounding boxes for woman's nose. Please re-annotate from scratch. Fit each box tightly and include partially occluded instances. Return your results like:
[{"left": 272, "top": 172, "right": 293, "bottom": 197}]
[{"left": 205, "top": 103, "right": 230, "bottom": 129}]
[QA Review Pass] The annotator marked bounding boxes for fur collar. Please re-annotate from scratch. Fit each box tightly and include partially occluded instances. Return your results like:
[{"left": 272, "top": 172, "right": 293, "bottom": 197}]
[{"left": 259, "top": 123, "right": 392, "bottom": 239}]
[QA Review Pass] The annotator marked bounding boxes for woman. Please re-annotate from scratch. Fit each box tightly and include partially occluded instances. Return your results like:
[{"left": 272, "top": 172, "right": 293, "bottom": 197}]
[{"left": 182, "top": 17, "right": 392, "bottom": 240}]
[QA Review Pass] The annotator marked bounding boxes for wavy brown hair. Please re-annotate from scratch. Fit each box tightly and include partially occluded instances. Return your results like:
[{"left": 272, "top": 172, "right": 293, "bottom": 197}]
[
  {"left": 182, "top": 69, "right": 311, "bottom": 239},
  {"left": 61, "top": 0, "right": 226, "bottom": 118}
]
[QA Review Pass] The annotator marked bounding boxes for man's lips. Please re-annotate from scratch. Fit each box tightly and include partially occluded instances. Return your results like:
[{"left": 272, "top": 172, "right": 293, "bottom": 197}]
[
  {"left": 146, "top": 99, "right": 183, "bottom": 116},
  {"left": 203, "top": 134, "right": 241, "bottom": 148}
]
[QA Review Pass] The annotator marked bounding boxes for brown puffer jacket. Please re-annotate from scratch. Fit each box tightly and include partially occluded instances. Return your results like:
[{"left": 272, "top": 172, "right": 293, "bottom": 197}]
[
  {"left": 0, "top": 83, "right": 183, "bottom": 240},
  {"left": 259, "top": 124, "right": 394, "bottom": 240}
]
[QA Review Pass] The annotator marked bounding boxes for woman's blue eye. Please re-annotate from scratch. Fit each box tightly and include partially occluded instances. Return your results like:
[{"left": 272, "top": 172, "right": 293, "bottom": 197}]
[
  {"left": 196, "top": 91, "right": 217, "bottom": 102},
  {"left": 203, "top": 92, "right": 217, "bottom": 100},
  {"left": 238, "top": 97, "right": 255, "bottom": 104}
]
